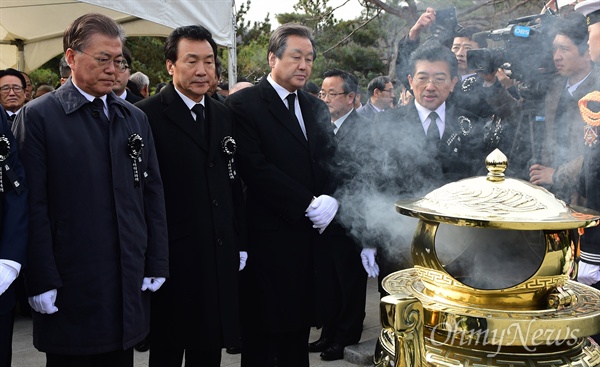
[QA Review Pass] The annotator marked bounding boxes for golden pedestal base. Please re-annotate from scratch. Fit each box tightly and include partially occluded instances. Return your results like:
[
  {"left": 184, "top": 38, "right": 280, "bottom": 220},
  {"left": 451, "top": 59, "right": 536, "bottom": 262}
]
[{"left": 375, "top": 268, "right": 600, "bottom": 367}]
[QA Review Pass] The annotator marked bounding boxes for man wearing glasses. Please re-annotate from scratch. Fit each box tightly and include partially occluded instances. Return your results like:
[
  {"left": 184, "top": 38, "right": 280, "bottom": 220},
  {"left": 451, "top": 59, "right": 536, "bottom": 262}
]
[
  {"left": 369, "top": 42, "right": 485, "bottom": 293},
  {"left": 356, "top": 75, "right": 395, "bottom": 120},
  {"left": 12, "top": 13, "right": 168, "bottom": 367},
  {"left": 0, "top": 69, "right": 27, "bottom": 123}
]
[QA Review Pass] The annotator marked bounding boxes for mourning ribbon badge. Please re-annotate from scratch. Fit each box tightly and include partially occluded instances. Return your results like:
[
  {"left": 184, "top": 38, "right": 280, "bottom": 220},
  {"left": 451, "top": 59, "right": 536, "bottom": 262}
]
[
  {"left": 128, "top": 134, "right": 144, "bottom": 187},
  {"left": 222, "top": 136, "right": 237, "bottom": 180},
  {"left": 0, "top": 135, "right": 22, "bottom": 193}
]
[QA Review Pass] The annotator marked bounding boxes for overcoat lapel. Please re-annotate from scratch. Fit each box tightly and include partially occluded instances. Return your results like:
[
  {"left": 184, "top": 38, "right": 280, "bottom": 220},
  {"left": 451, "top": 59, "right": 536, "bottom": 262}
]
[
  {"left": 260, "top": 80, "right": 309, "bottom": 149},
  {"left": 161, "top": 84, "right": 209, "bottom": 152}
]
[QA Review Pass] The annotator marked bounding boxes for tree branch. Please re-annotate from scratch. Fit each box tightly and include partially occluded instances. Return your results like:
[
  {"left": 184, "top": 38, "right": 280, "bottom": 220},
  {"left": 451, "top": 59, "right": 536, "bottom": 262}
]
[{"left": 322, "top": 11, "right": 381, "bottom": 55}]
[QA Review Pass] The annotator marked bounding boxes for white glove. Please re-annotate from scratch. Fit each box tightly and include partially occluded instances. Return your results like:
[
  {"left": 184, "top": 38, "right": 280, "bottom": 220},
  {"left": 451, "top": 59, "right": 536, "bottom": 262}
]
[
  {"left": 141, "top": 277, "right": 166, "bottom": 292},
  {"left": 0, "top": 262, "right": 18, "bottom": 296},
  {"left": 29, "top": 289, "right": 59, "bottom": 314},
  {"left": 361, "top": 248, "right": 380, "bottom": 278},
  {"left": 239, "top": 251, "right": 248, "bottom": 271},
  {"left": 578, "top": 261, "right": 600, "bottom": 286},
  {"left": 306, "top": 195, "right": 339, "bottom": 233}
]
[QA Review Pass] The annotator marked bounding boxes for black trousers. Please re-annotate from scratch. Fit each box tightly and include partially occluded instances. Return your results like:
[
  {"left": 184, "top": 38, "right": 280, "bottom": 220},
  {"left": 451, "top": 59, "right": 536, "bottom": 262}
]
[
  {"left": 149, "top": 347, "right": 221, "bottom": 367},
  {"left": 0, "top": 311, "right": 14, "bottom": 367},
  {"left": 46, "top": 348, "right": 133, "bottom": 367},
  {"left": 317, "top": 235, "right": 368, "bottom": 346},
  {"left": 241, "top": 328, "right": 310, "bottom": 367}
]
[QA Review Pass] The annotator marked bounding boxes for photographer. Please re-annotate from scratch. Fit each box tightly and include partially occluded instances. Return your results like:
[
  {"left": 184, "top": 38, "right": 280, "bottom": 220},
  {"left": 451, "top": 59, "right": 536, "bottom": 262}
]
[
  {"left": 395, "top": 10, "right": 522, "bottom": 159},
  {"left": 528, "top": 12, "right": 599, "bottom": 204}
]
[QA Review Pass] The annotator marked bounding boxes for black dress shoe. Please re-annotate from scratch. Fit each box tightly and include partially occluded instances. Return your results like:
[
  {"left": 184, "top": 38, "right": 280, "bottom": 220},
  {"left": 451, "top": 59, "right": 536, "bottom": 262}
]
[
  {"left": 308, "top": 337, "right": 332, "bottom": 353},
  {"left": 320, "top": 343, "right": 345, "bottom": 361},
  {"left": 226, "top": 346, "right": 242, "bottom": 354},
  {"left": 134, "top": 339, "right": 150, "bottom": 352}
]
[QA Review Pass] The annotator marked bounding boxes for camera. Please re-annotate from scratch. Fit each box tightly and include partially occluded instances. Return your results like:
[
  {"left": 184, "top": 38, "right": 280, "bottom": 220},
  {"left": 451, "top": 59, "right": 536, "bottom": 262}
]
[
  {"left": 468, "top": 13, "right": 558, "bottom": 83},
  {"left": 429, "top": 7, "right": 458, "bottom": 47}
]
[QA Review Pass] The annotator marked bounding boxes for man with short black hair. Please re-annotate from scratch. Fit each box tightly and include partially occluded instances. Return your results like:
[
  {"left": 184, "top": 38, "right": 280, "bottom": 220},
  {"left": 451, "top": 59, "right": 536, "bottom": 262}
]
[
  {"left": 529, "top": 13, "right": 599, "bottom": 204},
  {"left": 136, "top": 24, "right": 247, "bottom": 367},
  {"left": 309, "top": 69, "right": 372, "bottom": 361},
  {"left": 356, "top": 75, "right": 394, "bottom": 120},
  {"left": 113, "top": 46, "right": 142, "bottom": 103},
  {"left": 0, "top": 69, "right": 27, "bottom": 123}
]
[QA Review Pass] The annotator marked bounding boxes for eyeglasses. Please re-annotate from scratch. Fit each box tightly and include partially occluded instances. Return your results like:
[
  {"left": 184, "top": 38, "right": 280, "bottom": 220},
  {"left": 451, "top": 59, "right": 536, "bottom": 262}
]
[
  {"left": 76, "top": 50, "right": 128, "bottom": 72},
  {"left": 318, "top": 91, "right": 348, "bottom": 99},
  {"left": 0, "top": 85, "right": 24, "bottom": 94},
  {"left": 381, "top": 88, "right": 395, "bottom": 94},
  {"left": 413, "top": 77, "right": 451, "bottom": 86}
]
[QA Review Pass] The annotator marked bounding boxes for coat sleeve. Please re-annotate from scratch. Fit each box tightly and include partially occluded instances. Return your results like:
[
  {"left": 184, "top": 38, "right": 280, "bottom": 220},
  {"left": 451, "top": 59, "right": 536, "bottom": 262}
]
[
  {"left": 13, "top": 104, "right": 62, "bottom": 296},
  {"left": 140, "top": 118, "right": 169, "bottom": 278}
]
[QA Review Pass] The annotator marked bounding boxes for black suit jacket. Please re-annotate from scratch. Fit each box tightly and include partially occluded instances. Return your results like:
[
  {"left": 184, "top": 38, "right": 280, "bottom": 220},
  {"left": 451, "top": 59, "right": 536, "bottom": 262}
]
[
  {"left": 136, "top": 83, "right": 246, "bottom": 349},
  {"left": 225, "top": 77, "right": 335, "bottom": 332},
  {"left": 375, "top": 101, "right": 485, "bottom": 194},
  {"left": 124, "top": 91, "right": 143, "bottom": 104}
]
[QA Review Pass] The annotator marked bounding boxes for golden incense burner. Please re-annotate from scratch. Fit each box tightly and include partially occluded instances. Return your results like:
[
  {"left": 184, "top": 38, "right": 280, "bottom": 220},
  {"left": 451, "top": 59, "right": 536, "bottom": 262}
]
[{"left": 374, "top": 149, "right": 600, "bottom": 366}]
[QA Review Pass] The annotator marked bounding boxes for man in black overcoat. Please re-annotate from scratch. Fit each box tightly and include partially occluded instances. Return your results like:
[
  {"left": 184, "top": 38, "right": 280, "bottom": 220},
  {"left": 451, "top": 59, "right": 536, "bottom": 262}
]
[
  {"left": 225, "top": 23, "right": 337, "bottom": 367},
  {"left": 0, "top": 105, "right": 27, "bottom": 367},
  {"left": 309, "top": 69, "right": 374, "bottom": 361},
  {"left": 136, "top": 25, "right": 247, "bottom": 367}
]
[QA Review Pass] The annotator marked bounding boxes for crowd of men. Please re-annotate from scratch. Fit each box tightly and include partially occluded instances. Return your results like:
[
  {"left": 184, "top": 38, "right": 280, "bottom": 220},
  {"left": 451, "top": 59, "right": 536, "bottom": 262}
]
[{"left": 0, "top": 0, "right": 599, "bottom": 366}]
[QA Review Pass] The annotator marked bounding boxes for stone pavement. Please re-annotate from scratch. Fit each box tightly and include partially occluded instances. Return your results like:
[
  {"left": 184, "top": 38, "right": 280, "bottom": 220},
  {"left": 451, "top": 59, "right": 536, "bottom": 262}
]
[{"left": 11, "top": 278, "right": 381, "bottom": 367}]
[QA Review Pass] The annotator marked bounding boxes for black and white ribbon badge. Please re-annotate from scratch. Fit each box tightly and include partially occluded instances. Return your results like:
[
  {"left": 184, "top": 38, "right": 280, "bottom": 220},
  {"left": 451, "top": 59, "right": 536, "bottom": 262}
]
[
  {"left": 128, "top": 134, "right": 144, "bottom": 187},
  {"left": 0, "top": 135, "right": 22, "bottom": 194},
  {"left": 221, "top": 136, "right": 237, "bottom": 180}
]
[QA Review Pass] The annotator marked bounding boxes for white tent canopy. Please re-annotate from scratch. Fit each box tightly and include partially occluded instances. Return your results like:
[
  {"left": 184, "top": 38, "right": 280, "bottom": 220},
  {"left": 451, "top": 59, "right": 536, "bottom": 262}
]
[{"left": 0, "top": 0, "right": 237, "bottom": 83}]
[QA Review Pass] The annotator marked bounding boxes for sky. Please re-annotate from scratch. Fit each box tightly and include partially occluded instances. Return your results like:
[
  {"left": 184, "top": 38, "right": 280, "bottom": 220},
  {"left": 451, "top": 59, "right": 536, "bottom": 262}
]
[{"left": 239, "top": 0, "right": 366, "bottom": 25}]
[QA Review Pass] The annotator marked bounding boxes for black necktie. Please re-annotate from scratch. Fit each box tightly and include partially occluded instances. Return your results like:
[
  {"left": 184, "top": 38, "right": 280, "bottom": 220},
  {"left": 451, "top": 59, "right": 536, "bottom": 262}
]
[
  {"left": 427, "top": 111, "right": 440, "bottom": 142},
  {"left": 191, "top": 104, "right": 207, "bottom": 141},
  {"left": 286, "top": 93, "right": 299, "bottom": 123},
  {"left": 286, "top": 93, "right": 306, "bottom": 140},
  {"left": 91, "top": 98, "right": 106, "bottom": 120},
  {"left": 6, "top": 114, "right": 15, "bottom": 122}
]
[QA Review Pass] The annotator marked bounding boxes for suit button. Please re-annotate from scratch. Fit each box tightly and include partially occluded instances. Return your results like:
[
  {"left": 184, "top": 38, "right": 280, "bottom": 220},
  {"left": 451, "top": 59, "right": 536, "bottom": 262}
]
[
  {"left": 217, "top": 238, "right": 223, "bottom": 245},
  {"left": 208, "top": 162, "right": 214, "bottom": 168},
  {"left": 213, "top": 200, "right": 219, "bottom": 207}
]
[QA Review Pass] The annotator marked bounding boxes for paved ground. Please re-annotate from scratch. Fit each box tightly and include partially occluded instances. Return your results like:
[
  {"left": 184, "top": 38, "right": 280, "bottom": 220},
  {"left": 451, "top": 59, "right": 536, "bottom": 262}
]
[{"left": 11, "top": 278, "right": 381, "bottom": 367}]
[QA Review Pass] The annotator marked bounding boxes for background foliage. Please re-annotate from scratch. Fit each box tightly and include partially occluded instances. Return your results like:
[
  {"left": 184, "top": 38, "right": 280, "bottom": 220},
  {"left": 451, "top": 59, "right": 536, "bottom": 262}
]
[{"left": 29, "top": 0, "right": 546, "bottom": 99}]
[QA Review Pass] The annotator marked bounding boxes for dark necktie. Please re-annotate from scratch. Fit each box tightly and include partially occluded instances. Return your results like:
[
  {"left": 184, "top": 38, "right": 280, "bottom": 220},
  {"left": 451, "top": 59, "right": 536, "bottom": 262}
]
[
  {"left": 286, "top": 93, "right": 308, "bottom": 140},
  {"left": 191, "top": 104, "right": 207, "bottom": 141},
  {"left": 91, "top": 98, "right": 106, "bottom": 120},
  {"left": 427, "top": 111, "right": 440, "bottom": 142},
  {"left": 6, "top": 114, "right": 15, "bottom": 122},
  {"left": 286, "top": 93, "right": 299, "bottom": 124}
]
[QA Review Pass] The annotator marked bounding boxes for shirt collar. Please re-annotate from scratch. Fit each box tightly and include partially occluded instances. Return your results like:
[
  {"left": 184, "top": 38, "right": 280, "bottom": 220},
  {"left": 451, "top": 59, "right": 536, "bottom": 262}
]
[
  {"left": 173, "top": 85, "right": 205, "bottom": 110},
  {"left": 267, "top": 74, "right": 296, "bottom": 103},
  {"left": 566, "top": 71, "right": 592, "bottom": 96},
  {"left": 414, "top": 101, "right": 446, "bottom": 125},
  {"left": 72, "top": 81, "right": 108, "bottom": 105},
  {"left": 332, "top": 108, "right": 353, "bottom": 134}
]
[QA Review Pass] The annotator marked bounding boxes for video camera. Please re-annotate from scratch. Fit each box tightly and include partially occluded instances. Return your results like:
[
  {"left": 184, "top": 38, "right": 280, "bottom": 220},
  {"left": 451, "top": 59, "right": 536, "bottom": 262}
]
[
  {"left": 429, "top": 7, "right": 458, "bottom": 47},
  {"left": 467, "top": 13, "right": 558, "bottom": 83}
]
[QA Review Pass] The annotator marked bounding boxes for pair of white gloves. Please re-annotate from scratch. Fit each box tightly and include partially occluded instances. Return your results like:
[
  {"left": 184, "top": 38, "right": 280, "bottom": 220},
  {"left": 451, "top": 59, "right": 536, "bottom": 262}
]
[
  {"left": 28, "top": 276, "right": 167, "bottom": 315},
  {"left": 306, "top": 195, "right": 339, "bottom": 234},
  {"left": 28, "top": 251, "right": 250, "bottom": 315},
  {"left": 305, "top": 196, "right": 379, "bottom": 277}
]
